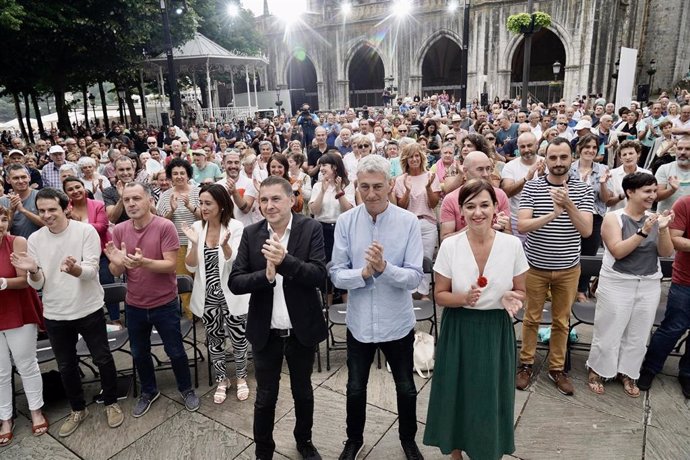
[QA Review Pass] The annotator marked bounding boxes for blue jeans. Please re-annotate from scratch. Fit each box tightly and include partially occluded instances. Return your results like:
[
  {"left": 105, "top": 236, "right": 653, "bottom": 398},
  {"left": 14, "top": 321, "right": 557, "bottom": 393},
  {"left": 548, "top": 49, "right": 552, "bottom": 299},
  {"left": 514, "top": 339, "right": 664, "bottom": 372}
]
[
  {"left": 126, "top": 298, "right": 192, "bottom": 395},
  {"left": 99, "top": 254, "right": 118, "bottom": 321},
  {"left": 642, "top": 283, "right": 690, "bottom": 378},
  {"left": 345, "top": 328, "right": 417, "bottom": 443}
]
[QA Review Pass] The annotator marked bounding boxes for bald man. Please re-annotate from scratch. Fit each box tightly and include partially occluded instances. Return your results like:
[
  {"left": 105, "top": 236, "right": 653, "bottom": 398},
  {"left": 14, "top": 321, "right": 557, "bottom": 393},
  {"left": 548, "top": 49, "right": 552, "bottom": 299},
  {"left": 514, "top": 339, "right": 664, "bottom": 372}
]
[
  {"left": 439, "top": 151, "right": 512, "bottom": 240},
  {"left": 500, "top": 132, "right": 545, "bottom": 244}
]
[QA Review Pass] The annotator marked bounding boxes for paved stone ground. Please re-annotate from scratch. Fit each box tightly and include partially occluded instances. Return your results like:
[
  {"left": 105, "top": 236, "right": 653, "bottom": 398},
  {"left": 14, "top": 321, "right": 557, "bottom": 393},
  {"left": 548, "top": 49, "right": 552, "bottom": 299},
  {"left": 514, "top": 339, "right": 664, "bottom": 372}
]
[{"left": 4, "top": 321, "right": 689, "bottom": 460}]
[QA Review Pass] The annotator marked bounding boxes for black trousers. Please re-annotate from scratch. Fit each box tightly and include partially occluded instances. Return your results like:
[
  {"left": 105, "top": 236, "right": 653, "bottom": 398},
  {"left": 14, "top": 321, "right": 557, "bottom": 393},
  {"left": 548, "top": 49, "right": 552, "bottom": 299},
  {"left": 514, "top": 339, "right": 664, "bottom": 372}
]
[
  {"left": 253, "top": 332, "right": 315, "bottom": 459},
  {"left": 44, "top": 308, "right": 118, "bottom": 410}
]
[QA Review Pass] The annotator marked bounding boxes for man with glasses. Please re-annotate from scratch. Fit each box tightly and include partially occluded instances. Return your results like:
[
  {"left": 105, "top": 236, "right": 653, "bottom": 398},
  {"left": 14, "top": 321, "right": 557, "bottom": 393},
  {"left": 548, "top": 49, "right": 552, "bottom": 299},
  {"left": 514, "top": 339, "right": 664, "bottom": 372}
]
[
  {"left": 528, "top": 111, "right": 543, "bottom": 139},
  {"left": 306, "top": 126, "right": 329, "bottom": 185},
  {"left": 344, "top": 134, "right": 373, "bottom": 182},
  {"left": 336, "top": 128, "right": 353, "bottom": 156},
  {"left": 396, "top": 124, "right": 409, "bottom": 140},
  {"left": 671, "top": 104, "right": 690, "bottom": 138}
]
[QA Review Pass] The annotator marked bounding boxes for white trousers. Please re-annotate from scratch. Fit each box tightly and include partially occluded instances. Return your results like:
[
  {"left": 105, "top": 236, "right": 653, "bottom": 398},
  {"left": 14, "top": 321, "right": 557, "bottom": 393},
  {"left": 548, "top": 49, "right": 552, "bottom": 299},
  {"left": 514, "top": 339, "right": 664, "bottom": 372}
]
[
  {"left": 0, "top": 324, "right": 43, "bottom": 419},
  {"left": 417, "top": 219, "right": 438, "bottom": 296},
  {"left": 586, "top": 276, "right": 660, "bottom": 379}
]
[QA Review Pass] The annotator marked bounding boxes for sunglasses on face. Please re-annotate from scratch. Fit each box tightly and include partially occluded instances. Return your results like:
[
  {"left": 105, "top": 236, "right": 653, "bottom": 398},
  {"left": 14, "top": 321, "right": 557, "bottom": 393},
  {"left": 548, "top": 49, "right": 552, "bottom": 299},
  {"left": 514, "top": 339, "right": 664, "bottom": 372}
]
[
  {"left": 398, "top": 130, "right": 408, "bottom": 133},
  {"left": 357, "top": 144, "right": 371, "bottom": 149},
  {"left": 384, "top": 131, "right": 392, "bottom": 134},
  {"left": 181, "top": 141, "right": 188, "bottom": 144},
  {"left": 558, "top": 122, "right": 567, "bottom": 126},
  {"left": 486, "top": 137, "right": 495, "bottom": 141}
]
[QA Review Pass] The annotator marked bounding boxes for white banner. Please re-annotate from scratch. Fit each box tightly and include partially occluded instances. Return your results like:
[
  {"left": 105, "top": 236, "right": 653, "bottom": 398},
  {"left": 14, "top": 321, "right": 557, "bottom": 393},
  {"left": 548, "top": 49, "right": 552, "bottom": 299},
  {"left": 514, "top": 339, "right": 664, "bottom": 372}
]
[{"left": 616, "top": 47, "right": 638, "bottom": 109}]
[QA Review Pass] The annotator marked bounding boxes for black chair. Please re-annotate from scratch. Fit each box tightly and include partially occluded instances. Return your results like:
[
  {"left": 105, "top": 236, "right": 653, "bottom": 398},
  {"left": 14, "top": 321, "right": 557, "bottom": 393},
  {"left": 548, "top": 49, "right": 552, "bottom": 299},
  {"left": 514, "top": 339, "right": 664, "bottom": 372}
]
[
  {"left": 413, "top": 257, "right": 438, "bottom": 340},
  {"left": 76, "top": 284, "right": 131, "bottom": 378},
  {"left": 568, "top": 256, "right": 604, "bottom": 353}
]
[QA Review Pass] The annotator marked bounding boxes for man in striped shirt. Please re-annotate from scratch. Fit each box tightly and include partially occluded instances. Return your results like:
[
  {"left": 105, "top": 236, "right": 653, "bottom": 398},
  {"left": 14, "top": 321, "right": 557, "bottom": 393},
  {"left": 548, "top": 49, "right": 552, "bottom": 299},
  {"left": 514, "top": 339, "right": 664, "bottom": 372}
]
[{"left": 516, "top": 137, "right": 594, "bottom": 396}]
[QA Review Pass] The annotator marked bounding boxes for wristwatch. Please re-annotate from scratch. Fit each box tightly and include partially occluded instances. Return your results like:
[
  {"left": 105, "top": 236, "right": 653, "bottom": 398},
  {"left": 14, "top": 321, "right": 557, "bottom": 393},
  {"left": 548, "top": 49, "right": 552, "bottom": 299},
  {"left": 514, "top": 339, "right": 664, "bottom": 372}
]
[
  {"left": 29, "top": 266, "right": 41, "bottom": 275},
  {"left": 636, "top": 228, "right": 648, "bottom": 238}
]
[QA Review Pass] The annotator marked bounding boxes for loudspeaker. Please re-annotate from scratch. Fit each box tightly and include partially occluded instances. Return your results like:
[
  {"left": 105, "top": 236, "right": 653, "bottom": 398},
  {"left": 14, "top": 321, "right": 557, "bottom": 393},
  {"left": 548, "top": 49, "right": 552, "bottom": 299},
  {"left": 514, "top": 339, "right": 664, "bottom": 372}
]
[
  {"left": 161, "top": 112, "right": 170, "bottom": 127},
  {"left": 637, "top": 85, "right": 650, "bottom": 103},
  {"left": 480, "top": 93, "right": 489, "bottom": 108}
]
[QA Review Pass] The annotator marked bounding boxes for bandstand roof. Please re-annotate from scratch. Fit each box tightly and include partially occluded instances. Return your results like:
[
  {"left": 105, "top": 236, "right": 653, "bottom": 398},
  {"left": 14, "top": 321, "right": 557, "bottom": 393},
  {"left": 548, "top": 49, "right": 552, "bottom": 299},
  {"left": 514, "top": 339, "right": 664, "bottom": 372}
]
[{"left": 147, "top": 32, "right": 268, "bottom": 71}]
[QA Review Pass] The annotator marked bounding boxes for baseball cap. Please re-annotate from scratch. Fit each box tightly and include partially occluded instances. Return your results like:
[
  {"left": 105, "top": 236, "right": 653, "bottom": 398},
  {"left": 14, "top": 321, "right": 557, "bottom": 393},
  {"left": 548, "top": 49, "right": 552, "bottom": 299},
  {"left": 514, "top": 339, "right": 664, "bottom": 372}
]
[
  {"left": 8, "top": 149, "right": 24, "bottom": 157},
  {"left": 574, "top": 120, "right": 592, "bottom": 131},
  {"left": 49, "top": 145, "right": 65, "bottom": 155},
  {"left": 451, "top": 114, "right": 462, "bottom": 122}
]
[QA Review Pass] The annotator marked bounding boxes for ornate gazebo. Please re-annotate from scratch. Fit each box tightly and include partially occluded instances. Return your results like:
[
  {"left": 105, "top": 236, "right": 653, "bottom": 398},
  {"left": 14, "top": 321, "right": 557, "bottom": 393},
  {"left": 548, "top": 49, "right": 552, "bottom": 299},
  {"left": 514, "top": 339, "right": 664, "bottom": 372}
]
[{"left": 147, "top": 32, "right": 269, "bottom": 121}]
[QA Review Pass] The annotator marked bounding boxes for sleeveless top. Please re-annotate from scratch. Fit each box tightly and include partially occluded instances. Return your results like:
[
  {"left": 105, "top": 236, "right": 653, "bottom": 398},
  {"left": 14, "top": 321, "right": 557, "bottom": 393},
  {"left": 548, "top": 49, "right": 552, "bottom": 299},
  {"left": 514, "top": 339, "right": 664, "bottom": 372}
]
[
  {"left": 600, "top": 209, "right": 662, "bottom": 280},
  {"left": 0, "top": 235, "right": 44, "bottom": 331}
]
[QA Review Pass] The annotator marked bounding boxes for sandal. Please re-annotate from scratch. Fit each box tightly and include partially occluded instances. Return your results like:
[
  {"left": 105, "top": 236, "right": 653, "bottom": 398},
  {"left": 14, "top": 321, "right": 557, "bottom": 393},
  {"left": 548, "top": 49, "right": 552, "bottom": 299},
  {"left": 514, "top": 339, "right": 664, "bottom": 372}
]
[
  {"left": 620, "top": 374, "right": 640, "bottom": 398},
  {"left": 32, "top": 413, "right": 49, "bottom": 437},
  {"left": 213, "top": 379, "right": 229, "bottom": 404},
  {"left": 576, "top": 292, "right": 588, "bottom": 303},
  {"left": 587, "top": 370, "right": 605, "bottom": 395},
  {"left": 0, "top": 420, "right": 14, "bottom": 447},
  {"left": 236, "top": 381, "right": 249, "bottom": 401}
]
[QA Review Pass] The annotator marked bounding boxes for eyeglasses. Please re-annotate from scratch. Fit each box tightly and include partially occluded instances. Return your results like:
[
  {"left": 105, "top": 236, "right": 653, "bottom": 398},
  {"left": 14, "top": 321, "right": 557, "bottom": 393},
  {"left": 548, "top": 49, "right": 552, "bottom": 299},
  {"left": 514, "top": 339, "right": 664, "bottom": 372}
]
[
  {"left": 445, "top": 136, "right": 456, "bottom": 140},
  {"left": 398, "top": 130, "right": 408, "bottom": 133},
  {"left": 384, "top": 130, "right": 392, "bottom": 134},
  {"left": 181, "top": 141, "right": 189, "bottom": 144},
  {"left": 147, "top": 141, "right": 157, "bottom": 145},
  {"left": 357, "top": 144, "right": 371, "bottom": 149},
  {"left": 485, "top": 137, "right": 496, "bottom": 141},
  {"left": 557, "top": 122, "right": 567, "bottom": 126}
]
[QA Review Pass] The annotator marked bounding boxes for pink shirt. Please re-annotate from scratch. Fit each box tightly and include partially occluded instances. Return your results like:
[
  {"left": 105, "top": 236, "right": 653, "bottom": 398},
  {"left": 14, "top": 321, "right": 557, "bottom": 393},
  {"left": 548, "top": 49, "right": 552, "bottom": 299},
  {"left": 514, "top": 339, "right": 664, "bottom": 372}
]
[
  {"left": 440, "top": 185, "right": 511, "bottom": 232},
  {"left": 112, "top": 215, "right": 179, "bottom": 308},
  {"left": 394, "top": 173, "right": 442, "bottom": 224}
]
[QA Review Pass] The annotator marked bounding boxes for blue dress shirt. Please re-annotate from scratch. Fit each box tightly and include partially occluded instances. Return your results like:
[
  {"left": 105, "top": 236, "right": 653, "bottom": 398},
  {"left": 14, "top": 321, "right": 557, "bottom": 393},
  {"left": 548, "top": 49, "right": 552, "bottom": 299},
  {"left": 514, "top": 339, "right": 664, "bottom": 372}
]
[{"left": 330, "top": 203, "right": 423, "bottom": 343}]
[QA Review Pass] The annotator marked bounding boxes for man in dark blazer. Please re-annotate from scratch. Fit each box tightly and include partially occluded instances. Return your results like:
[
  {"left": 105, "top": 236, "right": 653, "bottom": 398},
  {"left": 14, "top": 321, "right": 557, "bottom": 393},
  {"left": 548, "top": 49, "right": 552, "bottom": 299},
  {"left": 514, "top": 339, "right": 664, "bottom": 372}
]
[{"left": 229, "top": 176, "right": 327, "bottom": 460}]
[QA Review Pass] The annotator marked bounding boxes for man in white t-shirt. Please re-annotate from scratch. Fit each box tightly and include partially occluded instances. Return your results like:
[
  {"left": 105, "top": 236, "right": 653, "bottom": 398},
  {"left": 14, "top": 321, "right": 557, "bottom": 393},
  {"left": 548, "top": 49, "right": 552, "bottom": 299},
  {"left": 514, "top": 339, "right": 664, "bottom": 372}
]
[
  {"left": 655, "top": 138, "right": 690, "bottom": 213},
  {"left": 216, "top": 151, "right": 259, "bottom": 227},
  {"left": 671, "top": 105, "right": 690, "bottom": 139},
  {"left": 500, "top": 132, "right": 545, "bottom": 243}
]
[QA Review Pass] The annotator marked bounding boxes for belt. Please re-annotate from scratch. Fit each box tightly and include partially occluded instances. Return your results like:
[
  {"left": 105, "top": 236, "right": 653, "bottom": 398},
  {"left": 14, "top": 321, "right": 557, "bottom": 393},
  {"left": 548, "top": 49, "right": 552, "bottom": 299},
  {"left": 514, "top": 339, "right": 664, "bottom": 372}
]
[{"left": 270, "top": 328, "right": 292, "bottom": 338}]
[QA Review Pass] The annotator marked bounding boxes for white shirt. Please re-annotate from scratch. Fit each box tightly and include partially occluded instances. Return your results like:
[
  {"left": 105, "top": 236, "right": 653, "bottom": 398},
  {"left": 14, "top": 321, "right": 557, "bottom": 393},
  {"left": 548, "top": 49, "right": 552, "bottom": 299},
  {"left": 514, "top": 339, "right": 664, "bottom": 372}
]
[
  {"left": 215, "top": 175, "right": 259, "bottom": 228},
  {"left": 309, "top": 182, "right": 356, "bottom": 223},
  {"left": 672, "top": 117, "right": 690, "bottom": 139},
  {"left": 501, "top": 158, "right": 540, "bottom": 216},
  {"left": 607, "top": 165, "right": 651, "bottom": 213},
  {"left": 268, "top": 215, "right": 293, "bottom": 330}
]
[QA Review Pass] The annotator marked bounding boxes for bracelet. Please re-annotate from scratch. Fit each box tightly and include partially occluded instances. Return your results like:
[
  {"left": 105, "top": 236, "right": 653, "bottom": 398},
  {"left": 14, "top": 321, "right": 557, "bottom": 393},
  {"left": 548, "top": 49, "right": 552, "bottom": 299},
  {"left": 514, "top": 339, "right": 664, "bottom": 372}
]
[
  {"left": 29, "top": 266, "right": 40, "bottom": 275},
  {"left": 238, "top": 201, "right": 248, "bottom": 211},
  {"left": 335, "top": 191, "right": 345, "bottom": 199}
]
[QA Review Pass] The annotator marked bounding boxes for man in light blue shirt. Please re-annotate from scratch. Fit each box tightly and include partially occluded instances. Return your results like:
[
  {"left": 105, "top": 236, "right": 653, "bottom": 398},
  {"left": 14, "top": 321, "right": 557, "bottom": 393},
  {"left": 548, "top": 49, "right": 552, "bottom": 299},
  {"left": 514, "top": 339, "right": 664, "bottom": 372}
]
[{"left": 330, "top": 155, "right": 424, "bottom": 460}]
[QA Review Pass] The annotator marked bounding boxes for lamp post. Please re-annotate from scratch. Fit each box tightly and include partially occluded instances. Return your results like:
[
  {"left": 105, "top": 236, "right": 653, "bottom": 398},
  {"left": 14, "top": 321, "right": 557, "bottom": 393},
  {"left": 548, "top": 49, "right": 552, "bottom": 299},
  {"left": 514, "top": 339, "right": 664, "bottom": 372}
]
[
  {"left": 647, "top": 59, "right": 657, "bottom": 98},
  {"left": 275, "top": 86, "right": 283, "bottom": 111},
  {"left": 551, "top": 60, "right": 561, "bottom": 104},
  {"left": 88, "top": 93, "right": 97, "bottom": 125},
  {"left": 117, "top": 87, "right": 128, "bottom": 127},
  {"left": 459, "top": 0, "right": 470, "bottom": 110},
  {"left": 611, "top": 59, "right": 620, "bottom": 104}
]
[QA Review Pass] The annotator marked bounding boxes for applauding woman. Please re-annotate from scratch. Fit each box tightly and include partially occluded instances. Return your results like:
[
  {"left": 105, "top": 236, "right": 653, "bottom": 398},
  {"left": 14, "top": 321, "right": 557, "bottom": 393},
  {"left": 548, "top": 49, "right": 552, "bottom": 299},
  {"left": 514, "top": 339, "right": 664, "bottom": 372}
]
[
  {"left": 309, "top": 153, "right": 355, "bottom": 262},
  {"left": 424, "top": 179, "right": 528, "bottom": 460},
  {"left": 586, "top": 172, "right": 674, "bottom": 397},
  {"left": 0, "top": 206, "right": 47, "bottom": 445},
  {"left": 394, "top": 143, "right": 441, "bottom": 299},
  {"left": 183, "top": 184, "right": 250, "bottom": 403}
]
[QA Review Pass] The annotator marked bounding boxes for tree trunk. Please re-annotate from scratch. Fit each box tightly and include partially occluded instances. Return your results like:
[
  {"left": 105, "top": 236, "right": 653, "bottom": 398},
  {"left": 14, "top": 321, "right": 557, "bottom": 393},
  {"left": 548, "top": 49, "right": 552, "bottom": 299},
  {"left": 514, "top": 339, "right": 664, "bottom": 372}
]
[
  {"left": 138, "top": 68, "right": 147, "bottom": 123},
  {"left": 52, "top": 87, "right": 71, "bottom": 135},
  {"left": 82, "top": 85, "right": 90, "bottom": 130},
  {"left": 125, "top": 89, "right": 138, "bottom": 126},
  {"left": 199, "top": 74, "right": 209, "bottom": 108},
  {"left": 99, "top": 81, "right": 109, "bottom": 129},
  {"left": 12, "top": 92, "right": 28, "bottom": 141},
  {"left": 23, "top": 92, "right": 35, "bottom": 143},
  {"left": 31, "top": 92, "right": 45, "bottom": 138}
]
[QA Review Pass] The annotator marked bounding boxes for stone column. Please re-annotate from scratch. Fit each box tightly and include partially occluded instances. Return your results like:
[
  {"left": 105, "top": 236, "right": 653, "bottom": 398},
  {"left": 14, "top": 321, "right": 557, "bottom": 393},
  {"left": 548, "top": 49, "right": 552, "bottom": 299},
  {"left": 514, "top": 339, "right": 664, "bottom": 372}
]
[
  {"left": 497, "top": 70, "right": 512, "bottom": 99},
  {"left": 337, "top": 80, "right": 349, "bottom": 109},
  {"left": 409, "top": 75, "right": 423, "bottom": 98},
  {"left": 563, "top": 65, "right": 580, "bottom": 103},
  {"left": 317, "top": 81, "right": 326, "bottom": 110}
]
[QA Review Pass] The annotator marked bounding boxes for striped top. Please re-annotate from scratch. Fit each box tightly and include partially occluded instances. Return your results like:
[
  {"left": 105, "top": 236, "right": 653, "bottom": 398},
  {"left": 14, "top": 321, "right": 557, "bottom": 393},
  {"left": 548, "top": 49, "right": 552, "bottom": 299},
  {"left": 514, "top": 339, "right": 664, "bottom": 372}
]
[
  {"left": 519, "top": 176, "right": 594, "bottom": 270},
  {"left": 155, "top": 186, "right": 201, "bottom": 245}
]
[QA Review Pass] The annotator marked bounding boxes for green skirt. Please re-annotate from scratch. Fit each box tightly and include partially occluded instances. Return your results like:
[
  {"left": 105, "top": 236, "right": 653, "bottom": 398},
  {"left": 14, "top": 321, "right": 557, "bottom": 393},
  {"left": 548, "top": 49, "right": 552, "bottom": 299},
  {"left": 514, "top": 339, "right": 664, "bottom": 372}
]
[{"left": 423, "top": 307, "right": 516, "bottom": 460}]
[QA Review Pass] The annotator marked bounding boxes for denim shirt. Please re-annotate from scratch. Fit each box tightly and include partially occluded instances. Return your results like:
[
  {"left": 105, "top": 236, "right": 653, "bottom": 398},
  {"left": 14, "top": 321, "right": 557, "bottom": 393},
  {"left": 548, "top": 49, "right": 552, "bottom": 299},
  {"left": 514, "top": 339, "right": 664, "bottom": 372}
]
[
  {"left": 570, "top": 160, "right": 607, "bottom": 216},
  {"left": 330, "top": 204, "right": 423, "bottom": 343}
]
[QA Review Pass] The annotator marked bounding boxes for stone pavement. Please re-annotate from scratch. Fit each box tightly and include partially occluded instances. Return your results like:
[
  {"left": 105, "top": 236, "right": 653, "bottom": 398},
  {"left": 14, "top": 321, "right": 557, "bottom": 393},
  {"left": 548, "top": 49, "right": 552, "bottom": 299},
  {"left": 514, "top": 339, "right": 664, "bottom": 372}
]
[{"left": 3, "top": 322, "right": 689, "bottom": 460}]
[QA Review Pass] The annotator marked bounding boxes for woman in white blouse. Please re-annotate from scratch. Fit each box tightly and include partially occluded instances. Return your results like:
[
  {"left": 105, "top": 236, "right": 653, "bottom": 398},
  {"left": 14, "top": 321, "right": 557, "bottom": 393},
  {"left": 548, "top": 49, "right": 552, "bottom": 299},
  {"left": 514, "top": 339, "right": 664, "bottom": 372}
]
[{"left": 309, "top": 152, "right": 355, "bottom": 262}]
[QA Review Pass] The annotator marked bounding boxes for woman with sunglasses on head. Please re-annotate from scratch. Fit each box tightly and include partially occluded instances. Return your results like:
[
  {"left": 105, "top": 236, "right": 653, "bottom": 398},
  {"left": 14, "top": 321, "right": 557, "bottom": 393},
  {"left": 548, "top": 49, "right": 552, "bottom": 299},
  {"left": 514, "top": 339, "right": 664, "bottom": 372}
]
[
  {"left": 309, "top": 153, "right": 355, "bottom": 262},
  {"left": 182, "top": 184, "right": 250, "bottom": 403},
  {"left": 394, "top": 143, "right": 441, "bottom": 300},
  {"left": 0, "top": 205, "right": 47, "bottom": 446},
  {"left": 373, "top": 125, "right": 388, "bottom": 156},
  {"left": 268, "top": 153, "right": 304, "bottom": 213}
]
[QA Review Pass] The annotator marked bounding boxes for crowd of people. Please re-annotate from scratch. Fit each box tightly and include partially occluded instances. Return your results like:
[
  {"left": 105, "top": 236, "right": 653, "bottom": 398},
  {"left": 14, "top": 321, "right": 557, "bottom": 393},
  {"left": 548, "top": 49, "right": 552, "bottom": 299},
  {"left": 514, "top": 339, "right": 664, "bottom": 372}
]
[{"left": 1, "top": 90, "right": 690, "bottom": 460}]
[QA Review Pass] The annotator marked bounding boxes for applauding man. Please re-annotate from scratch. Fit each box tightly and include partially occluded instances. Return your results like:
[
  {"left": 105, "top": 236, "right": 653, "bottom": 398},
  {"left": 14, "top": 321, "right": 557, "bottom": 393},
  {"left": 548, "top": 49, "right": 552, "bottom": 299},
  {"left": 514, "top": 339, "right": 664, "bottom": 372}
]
[
  {"left": 229, "top": 176, "right": 327, "bottom": 460},
  {"left": 11, "top": 188, "right": 122, "bottom": 437},
  {"left": 330, "top": 155, "right": 425, "bottom": 460},
  {"left": 105, "top": 182, "right": 199, "bottom": 417}
]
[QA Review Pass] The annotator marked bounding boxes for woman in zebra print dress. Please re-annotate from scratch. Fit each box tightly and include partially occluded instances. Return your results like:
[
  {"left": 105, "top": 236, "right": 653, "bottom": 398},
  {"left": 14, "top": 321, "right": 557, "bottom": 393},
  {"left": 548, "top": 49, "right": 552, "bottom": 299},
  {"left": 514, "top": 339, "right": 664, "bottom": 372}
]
[{"left": 182, "top": 184, "right": 250, "bottom": 404}]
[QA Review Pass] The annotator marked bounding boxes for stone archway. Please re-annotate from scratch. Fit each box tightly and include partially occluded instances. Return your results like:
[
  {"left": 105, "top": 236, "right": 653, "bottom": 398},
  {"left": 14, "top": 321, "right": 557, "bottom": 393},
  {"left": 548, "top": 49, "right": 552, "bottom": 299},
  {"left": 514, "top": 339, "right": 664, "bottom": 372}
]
[
  {"left": 285, "top": 52, "right": 319, "bottom": 112},
  {"left": 347, "top": 44, "right": 385, "bottom": 108},
  {"left": 510, "top": 29, "right": 567, "bottom": 104},
  {"left": 421, "top": 36, "right": 463, "bottom": 100}
]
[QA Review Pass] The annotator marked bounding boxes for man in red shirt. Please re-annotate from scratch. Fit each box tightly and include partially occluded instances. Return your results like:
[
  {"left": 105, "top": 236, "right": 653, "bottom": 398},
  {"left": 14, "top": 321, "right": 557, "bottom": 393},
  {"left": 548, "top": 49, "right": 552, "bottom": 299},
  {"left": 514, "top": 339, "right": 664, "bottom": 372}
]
[{"left": 638, "top": 194, "right": 690, "bottom": 397}]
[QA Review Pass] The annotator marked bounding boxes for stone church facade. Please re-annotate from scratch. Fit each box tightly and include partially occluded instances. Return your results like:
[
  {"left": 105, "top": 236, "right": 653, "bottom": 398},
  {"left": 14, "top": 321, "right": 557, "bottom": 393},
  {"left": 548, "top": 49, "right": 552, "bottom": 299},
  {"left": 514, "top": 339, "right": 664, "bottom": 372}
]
[{"left": 257, "top": 0, "right": 688, "bottom": 111}]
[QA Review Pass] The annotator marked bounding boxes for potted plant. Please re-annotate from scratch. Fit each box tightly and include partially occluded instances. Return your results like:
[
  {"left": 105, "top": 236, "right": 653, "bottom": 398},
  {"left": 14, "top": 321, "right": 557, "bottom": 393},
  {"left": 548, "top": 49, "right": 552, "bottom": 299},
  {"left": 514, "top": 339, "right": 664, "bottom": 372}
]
[{"left": 507, "top": 11, "right": 552, "bottom": 35}]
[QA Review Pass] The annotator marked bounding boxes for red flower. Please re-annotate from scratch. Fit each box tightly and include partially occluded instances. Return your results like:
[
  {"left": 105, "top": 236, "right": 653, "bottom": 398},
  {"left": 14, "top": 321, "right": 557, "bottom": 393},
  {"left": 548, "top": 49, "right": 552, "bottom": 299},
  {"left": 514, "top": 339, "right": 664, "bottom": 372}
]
[{"left": 477, "top": 276, "right": 488, "bottom": 288}]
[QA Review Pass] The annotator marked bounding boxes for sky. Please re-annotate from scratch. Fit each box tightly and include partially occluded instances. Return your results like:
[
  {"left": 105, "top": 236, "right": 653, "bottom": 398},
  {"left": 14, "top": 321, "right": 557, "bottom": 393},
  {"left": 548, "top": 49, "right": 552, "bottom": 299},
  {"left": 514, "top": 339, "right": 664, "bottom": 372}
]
[{"left": 242, "top": 0, "right": 308, "bottom": 17}]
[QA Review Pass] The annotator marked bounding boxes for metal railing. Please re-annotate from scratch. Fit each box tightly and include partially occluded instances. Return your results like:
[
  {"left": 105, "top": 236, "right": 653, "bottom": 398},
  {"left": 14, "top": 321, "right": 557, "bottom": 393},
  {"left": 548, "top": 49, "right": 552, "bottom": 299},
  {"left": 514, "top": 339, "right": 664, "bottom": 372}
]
[{"left": 199, "top": 106, "right": 258, "bottom": 122}]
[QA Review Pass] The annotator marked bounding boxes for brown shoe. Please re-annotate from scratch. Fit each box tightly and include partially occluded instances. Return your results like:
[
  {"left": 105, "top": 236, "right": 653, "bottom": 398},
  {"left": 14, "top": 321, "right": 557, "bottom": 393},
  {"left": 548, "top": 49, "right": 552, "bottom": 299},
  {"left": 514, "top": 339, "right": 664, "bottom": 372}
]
[
  {"left": 516, "top": 364, "right": 533, "bottom": 390},
  {"left": 549, "top": 370, "right": 574, "bottom": 395}
]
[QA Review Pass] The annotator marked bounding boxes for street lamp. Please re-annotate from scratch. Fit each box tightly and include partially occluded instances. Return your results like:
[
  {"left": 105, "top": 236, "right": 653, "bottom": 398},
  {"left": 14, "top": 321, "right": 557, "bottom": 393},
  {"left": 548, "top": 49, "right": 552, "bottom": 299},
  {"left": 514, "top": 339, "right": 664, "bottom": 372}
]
[
  {"left": 647, "top": 59, "right": 657, "bottom": 95},
  {"left": 275, "top": 86, "right": 283, "bottom": 110},
  {"left": 117, "top": 87, "right": 128, "bottom": 127},
  {"left": 610, "top": 59, "right": 620, "bottom": 104},
  {"left": 88, "top": 93, "right": 97, "bottom": 126}
]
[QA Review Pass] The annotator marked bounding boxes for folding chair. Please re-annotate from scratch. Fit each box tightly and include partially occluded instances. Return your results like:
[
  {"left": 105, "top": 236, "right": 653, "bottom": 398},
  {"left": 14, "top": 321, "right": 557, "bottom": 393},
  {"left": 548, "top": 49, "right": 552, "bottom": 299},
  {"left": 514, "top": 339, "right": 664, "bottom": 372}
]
[
  {"left": 567, "top": 255, "right": 603, "bottom": 354},
  {"left": 413, "top": 257, "right": 438, "bottom": 340}
]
